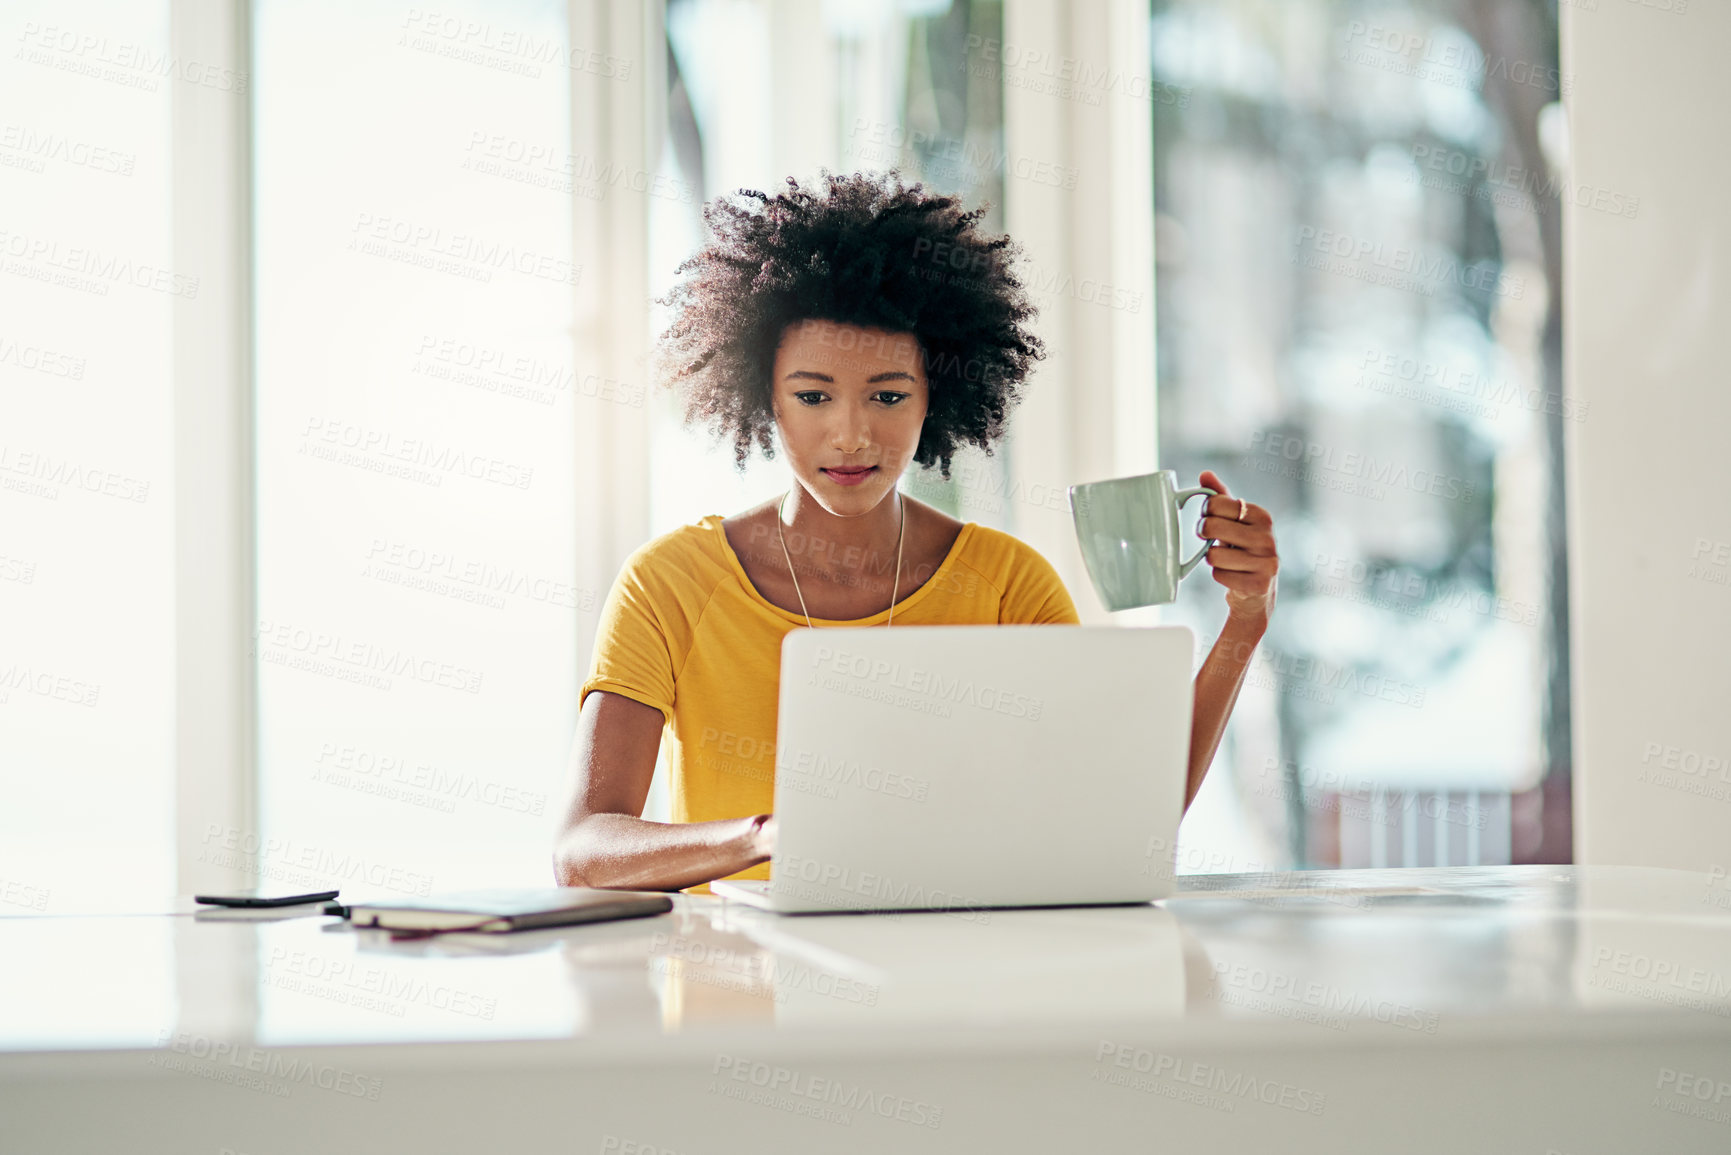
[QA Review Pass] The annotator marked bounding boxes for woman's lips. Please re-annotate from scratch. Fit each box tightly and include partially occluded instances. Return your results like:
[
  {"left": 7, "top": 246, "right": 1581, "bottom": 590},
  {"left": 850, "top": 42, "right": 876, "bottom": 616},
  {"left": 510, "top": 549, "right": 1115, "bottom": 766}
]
[{"left": 821, "top": 466, "right": 878, "bottom": 487}]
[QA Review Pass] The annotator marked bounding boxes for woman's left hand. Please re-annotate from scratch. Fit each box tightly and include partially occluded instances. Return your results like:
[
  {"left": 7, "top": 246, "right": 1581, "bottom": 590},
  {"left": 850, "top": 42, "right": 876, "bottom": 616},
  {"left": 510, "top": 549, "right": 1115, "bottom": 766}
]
[{"left": 1195, "top": 469, "right": 1278, "bottom": 628}]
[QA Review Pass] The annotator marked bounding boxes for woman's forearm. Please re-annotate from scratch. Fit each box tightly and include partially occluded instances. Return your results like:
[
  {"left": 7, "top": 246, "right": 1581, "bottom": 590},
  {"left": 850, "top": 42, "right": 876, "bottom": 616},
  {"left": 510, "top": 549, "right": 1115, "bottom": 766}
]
[
  {"left": 554, "top": 812, "right": 771, "bottom": 891},
  {"left": 1185, "top": 614, "right": 1268, "bottom": 814}
]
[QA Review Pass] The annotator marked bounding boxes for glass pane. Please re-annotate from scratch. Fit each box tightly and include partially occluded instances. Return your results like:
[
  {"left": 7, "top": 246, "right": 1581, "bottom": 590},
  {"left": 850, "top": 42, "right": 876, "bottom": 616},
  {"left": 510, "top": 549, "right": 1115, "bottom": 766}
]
[
  {"left": 252, "top": 0, "right": 577, "bottom": 892},
  {"left": 0, "top": 0, "right": 175, "bottom": 906},
  {"left": 1150, "top": 0, "right": 1567, "bottom": 869}
]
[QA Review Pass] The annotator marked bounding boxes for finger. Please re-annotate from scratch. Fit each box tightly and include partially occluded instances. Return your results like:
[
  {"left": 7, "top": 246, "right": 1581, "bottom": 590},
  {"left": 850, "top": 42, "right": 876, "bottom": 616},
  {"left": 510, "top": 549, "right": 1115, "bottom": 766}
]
[
  {"left": 1205, "top": 544, "right": 1272, "bottom": 573},
  {"left": 1201, "top": 495, "right": 1266, "bottom": 526},
  {"left": 1197, "top": 517, "right": 1276, "bottom": 553},
  {"left": 1212, "top": 571, "right": 1273, "bottom": 595},
  {"left": 1198, "top": 469, "right": 1232, "bottom": 498}
]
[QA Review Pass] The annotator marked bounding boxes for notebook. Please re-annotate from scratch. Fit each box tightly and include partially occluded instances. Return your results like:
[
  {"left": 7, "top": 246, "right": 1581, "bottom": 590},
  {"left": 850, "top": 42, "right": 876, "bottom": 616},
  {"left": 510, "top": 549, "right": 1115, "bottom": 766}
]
[{"left": 344, "top": 887, "right": 673, "bottom": 934}]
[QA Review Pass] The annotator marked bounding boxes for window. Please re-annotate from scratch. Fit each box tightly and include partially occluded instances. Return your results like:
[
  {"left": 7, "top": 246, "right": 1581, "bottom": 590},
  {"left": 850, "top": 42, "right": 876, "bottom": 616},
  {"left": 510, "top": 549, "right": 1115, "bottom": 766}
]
[
  {"left": 0, "top": 0, "right": 177, "bottom": 905},
  {"left": 252, "top": 0, "right": 579, "bottom": 890},
  {"left": 1151, "top": 0, "right": 1569, "bottom": 869}
]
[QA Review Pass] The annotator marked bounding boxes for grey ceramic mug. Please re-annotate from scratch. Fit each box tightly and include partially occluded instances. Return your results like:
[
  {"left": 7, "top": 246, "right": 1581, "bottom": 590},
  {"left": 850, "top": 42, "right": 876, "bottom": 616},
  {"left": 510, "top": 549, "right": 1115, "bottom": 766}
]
[{"left": 1068, "top": 470, "right": 1220, "bottom": 610}]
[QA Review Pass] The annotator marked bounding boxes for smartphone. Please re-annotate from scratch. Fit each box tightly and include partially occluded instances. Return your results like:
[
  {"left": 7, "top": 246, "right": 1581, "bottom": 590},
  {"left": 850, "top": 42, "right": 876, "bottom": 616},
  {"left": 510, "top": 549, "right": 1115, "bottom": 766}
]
[{"left": 193, "top": 888, "right": 340, "bottom": 908}]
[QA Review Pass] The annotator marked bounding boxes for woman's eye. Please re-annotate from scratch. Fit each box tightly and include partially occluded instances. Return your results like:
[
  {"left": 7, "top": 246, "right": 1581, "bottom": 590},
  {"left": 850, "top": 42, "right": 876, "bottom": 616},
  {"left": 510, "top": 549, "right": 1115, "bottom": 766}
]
[{"left": 791, "top": 390, "right": 906, "bottom": 405}]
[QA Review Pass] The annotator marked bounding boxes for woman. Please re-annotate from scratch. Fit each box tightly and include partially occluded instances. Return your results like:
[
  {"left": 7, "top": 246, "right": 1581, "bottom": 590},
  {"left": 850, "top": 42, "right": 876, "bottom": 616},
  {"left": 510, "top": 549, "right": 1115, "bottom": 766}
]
[{"left": 553, "top": 170, "right": 1278, "bottom": 894}]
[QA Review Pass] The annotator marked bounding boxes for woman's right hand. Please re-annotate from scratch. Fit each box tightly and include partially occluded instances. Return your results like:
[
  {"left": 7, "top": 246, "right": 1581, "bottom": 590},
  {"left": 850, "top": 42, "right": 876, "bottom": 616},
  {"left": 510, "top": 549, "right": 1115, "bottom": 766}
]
[
  {"left": 749, "top": 814, "right": 777, "bottom": 862},
  {"left": 556, "top": 691, "right": 778, "bottom": 891}
]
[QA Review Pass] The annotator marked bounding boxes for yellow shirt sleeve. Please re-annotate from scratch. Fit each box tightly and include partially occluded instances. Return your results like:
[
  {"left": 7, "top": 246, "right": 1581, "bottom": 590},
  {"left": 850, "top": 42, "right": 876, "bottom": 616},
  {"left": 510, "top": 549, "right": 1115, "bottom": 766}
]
[
  {"left": 579, "top": 543, "right": 682, "bottom": 726},
  {"left": 995, "top": 538, "right": 1083, "bottom": 625}
]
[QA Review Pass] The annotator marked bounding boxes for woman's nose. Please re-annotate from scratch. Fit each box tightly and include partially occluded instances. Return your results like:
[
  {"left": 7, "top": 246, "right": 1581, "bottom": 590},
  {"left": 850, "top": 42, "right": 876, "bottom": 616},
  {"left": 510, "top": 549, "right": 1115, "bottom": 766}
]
[{"left": 830, "top": 407, "right": 871, "bottom": 451}]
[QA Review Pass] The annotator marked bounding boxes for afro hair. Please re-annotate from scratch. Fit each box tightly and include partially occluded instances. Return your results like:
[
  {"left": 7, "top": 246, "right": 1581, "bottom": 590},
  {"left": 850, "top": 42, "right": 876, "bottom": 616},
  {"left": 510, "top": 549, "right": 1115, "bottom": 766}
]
[{"left": 651, "top": 167, "right": 1047, "bottom": 481}]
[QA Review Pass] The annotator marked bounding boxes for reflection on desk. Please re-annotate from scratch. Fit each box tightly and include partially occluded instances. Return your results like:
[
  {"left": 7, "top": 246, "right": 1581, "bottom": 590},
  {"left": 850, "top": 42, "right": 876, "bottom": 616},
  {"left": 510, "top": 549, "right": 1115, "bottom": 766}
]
[
  {"left": 6, "top": 867, "right": 1731, "bottom": 1155},
  {"left": 3, "top": 866, "right": 1729, "bottom": 1053}
]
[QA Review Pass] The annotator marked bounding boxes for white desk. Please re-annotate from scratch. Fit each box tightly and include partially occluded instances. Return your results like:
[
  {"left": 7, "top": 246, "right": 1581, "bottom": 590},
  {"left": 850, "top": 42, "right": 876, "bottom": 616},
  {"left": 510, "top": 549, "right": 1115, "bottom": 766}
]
[{"left": 4, "top": 866, "right": 1731, "bottom": 1153}]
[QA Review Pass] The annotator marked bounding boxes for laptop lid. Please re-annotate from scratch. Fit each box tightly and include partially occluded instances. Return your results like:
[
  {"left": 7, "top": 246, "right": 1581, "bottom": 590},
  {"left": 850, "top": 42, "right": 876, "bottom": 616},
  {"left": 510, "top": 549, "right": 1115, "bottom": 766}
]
[{"left": 768, "top": 625, "right": 1192, "bottom": 912}]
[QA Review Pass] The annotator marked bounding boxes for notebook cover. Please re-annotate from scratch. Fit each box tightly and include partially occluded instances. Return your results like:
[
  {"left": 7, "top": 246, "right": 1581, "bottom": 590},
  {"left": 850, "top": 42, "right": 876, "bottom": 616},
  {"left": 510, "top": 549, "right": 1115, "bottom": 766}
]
[{"left": 346, "top": 887, "right": 672, "bottom": 931}]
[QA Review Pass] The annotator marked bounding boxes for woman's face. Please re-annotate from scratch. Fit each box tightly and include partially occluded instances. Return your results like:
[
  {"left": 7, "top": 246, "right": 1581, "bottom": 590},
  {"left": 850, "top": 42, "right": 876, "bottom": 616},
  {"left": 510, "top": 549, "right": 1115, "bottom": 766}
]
[{"left": 770, "top": 318, "right": 928, "bottom": 516}]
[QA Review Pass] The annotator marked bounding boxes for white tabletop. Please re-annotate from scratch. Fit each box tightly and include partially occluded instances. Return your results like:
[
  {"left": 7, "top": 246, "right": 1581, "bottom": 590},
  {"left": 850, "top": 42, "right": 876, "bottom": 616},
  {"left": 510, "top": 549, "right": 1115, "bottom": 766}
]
[
  {"left": 9, "top": 865, "right": 1731, "bottom": 1154},
  {"left": 5, "top": 864, "right": 1730, "bottom": 1061}
]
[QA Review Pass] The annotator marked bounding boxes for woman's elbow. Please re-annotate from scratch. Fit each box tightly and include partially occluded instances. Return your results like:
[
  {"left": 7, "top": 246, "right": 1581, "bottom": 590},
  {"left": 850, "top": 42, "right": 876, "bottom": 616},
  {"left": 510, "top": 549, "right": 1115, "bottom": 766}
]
[{"left": 552, "top": 823, "right": 600, "bottom": 888}]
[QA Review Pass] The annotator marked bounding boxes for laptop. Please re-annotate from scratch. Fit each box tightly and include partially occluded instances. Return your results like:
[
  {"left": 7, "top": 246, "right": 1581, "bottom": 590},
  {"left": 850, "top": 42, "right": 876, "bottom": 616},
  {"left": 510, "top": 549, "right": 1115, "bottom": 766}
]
[{"left": 710, "top": 624, "right": 1193, "bottom": 914}]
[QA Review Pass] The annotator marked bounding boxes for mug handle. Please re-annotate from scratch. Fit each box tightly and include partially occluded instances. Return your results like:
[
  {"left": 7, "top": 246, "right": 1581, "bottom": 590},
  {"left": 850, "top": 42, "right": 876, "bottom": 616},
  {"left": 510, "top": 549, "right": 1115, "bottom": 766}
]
[{"left": 1174, "top": 486, "right": 1220, "bottom": 579}]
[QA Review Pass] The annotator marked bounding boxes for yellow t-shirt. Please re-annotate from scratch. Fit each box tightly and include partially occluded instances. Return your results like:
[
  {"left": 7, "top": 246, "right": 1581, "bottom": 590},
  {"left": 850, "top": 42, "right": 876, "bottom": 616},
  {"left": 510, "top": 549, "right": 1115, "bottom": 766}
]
[{"left": 578, "top": 512, "right": 1081, "bottom": 891}]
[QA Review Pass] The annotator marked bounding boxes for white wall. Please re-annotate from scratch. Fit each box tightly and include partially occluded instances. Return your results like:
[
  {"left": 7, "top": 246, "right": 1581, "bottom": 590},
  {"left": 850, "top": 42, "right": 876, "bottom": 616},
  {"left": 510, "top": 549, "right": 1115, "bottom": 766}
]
[{"left": 1567, "top": 0, "right": 1731, "bottom": 869}]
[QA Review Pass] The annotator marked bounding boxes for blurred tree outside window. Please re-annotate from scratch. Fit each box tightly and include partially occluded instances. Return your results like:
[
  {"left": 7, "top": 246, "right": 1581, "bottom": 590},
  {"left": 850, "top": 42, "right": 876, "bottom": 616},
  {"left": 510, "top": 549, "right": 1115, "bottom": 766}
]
[{"left": 1152, "top": 0, "right": 1572, "bottom": 870}]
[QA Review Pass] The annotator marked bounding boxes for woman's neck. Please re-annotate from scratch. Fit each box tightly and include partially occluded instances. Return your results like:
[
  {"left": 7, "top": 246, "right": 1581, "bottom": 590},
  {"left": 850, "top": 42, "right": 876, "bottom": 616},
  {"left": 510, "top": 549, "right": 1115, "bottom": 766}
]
[{"left": 778, "top": 484, "right": 905, "bottom": 581}]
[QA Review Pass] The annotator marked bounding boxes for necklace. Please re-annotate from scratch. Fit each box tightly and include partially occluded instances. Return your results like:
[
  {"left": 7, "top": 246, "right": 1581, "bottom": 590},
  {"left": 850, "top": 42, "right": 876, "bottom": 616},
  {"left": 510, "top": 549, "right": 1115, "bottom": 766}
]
[{"left": 776, "top": 487, "right": 905, "bottom": 628}]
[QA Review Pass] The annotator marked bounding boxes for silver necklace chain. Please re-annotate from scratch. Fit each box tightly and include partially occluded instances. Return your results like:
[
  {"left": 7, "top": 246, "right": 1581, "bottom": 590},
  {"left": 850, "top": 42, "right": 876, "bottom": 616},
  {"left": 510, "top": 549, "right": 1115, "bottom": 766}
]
[{"left": 776, "top": 487, "right": 905, "bottom": 628}]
